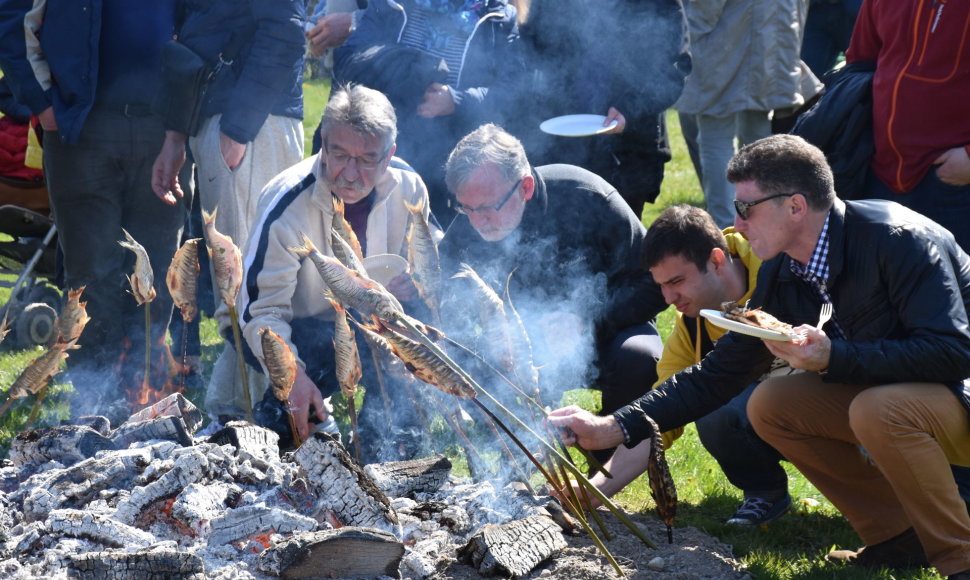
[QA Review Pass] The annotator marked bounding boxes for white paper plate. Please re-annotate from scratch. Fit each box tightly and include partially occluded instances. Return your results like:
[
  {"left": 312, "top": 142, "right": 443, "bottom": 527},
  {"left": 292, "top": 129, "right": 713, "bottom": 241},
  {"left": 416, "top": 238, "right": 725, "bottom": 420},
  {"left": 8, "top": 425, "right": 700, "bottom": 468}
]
[
  {"left": 539, "top": 114, "right": 619, "bottom": 137},
  {"left": 363, "top": 254, "right": 408, "bottom": 287},
  {"left": 699, "top": 309, "right": 796, "bottom": 341}
]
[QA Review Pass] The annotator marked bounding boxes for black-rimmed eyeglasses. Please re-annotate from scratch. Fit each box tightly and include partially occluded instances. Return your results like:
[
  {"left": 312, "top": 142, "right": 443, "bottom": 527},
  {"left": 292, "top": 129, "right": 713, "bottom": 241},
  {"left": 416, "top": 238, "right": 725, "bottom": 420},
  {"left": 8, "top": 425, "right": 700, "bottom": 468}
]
[
  {"left": 733, "top": 192, "right": 797, "bottom": 220},
  {"left": 455, "top": 178, "right": 523, "bottom": 216},
  {"left": 323, "top": 140, "right": 388, "bottom": 172}
]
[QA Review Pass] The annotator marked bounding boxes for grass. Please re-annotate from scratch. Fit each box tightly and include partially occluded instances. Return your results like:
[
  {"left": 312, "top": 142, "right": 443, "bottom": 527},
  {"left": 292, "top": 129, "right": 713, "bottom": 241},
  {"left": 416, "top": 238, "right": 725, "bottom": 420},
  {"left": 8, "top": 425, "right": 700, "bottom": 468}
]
[{"left": 0, "top": 79, "right": 947, "bottom": 579}]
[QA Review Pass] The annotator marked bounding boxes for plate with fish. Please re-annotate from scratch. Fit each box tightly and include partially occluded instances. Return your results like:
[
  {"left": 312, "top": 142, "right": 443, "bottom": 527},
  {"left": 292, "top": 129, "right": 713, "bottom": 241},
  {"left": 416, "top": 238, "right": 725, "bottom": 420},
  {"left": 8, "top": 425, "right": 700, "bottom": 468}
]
[
  {"left": 699, "top": 307, "right": 797, "bottom": 341},
  {"left": 539, "top": 114, "right": 619, "bottom": 137}
]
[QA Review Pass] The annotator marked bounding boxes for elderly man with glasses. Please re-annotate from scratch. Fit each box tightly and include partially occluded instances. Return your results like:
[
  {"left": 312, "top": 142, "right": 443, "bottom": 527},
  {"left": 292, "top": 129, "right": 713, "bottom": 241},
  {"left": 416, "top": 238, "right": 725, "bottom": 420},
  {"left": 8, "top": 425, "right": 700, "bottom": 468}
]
[
  {"left": 438, "top": 124, "right": 668, "bottom": 447},
  {"left": 238, "top": 85, "right": 435, "bottom": 460},
  {"left": 550, "top": 134, "right": 970, "bottom": 579}
]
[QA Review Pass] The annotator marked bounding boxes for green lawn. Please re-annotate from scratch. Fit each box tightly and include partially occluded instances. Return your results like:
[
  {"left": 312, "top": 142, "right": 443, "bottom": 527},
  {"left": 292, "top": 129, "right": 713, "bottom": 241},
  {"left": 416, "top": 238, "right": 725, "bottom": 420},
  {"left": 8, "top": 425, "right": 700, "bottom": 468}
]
[{"left": 0, "top": 78, "right": 946, "bottom": 580}]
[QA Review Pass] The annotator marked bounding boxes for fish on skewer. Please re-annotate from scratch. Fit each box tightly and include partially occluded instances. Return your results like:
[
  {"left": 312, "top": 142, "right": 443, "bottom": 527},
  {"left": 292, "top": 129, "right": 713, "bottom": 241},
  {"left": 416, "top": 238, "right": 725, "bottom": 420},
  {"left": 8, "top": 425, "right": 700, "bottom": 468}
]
[
  {"left": 328, "top": 299, "right": 363, "bottom": 459},
  {"left": 452, "top": 263, "right": 514, "bottom": 372},
  {"left": 118, "top": 229, "right": 156, "bottom": 305},
  {"left": 259, "top": 327, "right": 302, "bottom": 447},
  {"left": 503, "top": 276, "right": 541, "bottom": 399},
  {"left": 645, "top": 414, "right": 678, "bottom": 543},
  {"left": 166, "top": 238, "right": 201, "bottom": 323},
  {"left": 290, "top": 233, "right": 404, "bottom": 322},
  {"left": 332, "top": 229, "right": 367, "bottom": 275},
  {"left": 202, "top": 208, "right": 243, "bottom": 308},
  {"left": 332, "top": 197, "right": 364, "bottom": 262},
  {"left": 403, "top": 199, "right": 441, "bottom": 324},
  {"left": 0, "top": 338, "right": 78, "bottom": 417},
  {"left": 50, "top": 286, "right": 90, "bottom": 347},
  {"left": 368, "top": 319, "right": 476, "bottom": 398}
]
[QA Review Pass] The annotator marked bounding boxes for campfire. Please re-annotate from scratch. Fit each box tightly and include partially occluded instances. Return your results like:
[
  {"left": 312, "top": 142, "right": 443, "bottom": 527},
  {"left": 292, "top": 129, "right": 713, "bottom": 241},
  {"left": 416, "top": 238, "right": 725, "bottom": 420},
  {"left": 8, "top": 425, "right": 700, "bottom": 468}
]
[{"left": 0, "top": 393, "right": 611, "bottom": 579}]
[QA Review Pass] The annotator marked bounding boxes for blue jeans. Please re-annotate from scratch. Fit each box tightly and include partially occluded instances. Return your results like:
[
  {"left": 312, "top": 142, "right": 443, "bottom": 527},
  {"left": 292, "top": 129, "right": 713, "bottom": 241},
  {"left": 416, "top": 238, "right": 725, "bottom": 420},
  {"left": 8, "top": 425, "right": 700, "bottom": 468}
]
[{"left": 696, "top": 382, "right": 788, "bottom": 497}]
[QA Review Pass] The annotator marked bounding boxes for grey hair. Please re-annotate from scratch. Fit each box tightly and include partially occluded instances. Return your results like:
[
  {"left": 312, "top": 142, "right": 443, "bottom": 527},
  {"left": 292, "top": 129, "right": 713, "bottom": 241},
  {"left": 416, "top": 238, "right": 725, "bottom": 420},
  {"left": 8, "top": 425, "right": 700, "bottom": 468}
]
[
  {"left": 726, "top": 134, "right": 836, "bottom": 211},
  {"left": 445, "top": 124, "right": 531, "bottom": 193},
  {"left": 320, "top": 84, "right": 397, "bottom": 152}
]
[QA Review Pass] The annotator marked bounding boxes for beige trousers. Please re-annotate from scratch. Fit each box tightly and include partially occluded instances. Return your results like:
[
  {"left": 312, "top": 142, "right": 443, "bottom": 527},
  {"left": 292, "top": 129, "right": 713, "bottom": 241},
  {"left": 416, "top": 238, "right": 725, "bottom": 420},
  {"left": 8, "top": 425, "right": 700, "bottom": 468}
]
[{"left": 748, "top": 373, "right": 970, "bottom": 576}]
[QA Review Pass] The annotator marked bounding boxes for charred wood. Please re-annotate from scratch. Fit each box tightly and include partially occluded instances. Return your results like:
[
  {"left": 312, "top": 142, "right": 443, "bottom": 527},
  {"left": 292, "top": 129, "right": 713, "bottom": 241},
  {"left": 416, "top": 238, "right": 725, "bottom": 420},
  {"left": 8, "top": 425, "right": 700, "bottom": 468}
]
[
  {"left": 73, "top": 416, "right": 112, "bottom": 436},
  {"left": 207, "top": 505, "right": 318, "bottom": 546},
  {"left": 206, "top": 421, "right": 280, "bottom": 463},
  {"left": 110, "top": 416, "right": 192, "bottom": 448},
  {"left": 67, "top": 550, "right": 205, "bottom": 580},
  {"left": 9, "top": 426, "right": 115, "bottom": 467},
  {"left": 169, "top": 482, "right": 241, "bottom": 535},
  {"left": 292, "top": 432, "right": 398, "bottom": 533},
  {"left": 114, "top": 448, "right": 207, "bottom": 525},
  {"left": 47, "top": 508, "right": 155, "bottom": 549},
  {"left": 126, "top": 393, "right": 203, "bottom": 434},
  {"left": 258, "top": 527, "right": 404, "bottom": 579},
  {"left": 460, "top": 515, "right": 567, "bottom": 578},
  {"left": 364, "top": 454, "right": 452, "bottom": 498}
]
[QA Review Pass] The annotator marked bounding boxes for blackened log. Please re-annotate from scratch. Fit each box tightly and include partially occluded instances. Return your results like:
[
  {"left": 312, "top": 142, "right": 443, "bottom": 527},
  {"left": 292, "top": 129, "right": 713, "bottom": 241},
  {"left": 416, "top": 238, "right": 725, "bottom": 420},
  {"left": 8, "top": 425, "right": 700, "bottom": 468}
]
[
  {"left": 460, "top": 515, "right": 567, "bottom": 578},
  {"left": 259, "top": 527, "right": 404, "bottom": 579},
  {"left": 73, "top": 415, "right": 111, "bottom": 436},
  {"left": 67, "top": 550, "right": 205, "bottom": 580},
  {"left": 206, "top": 421, "right": 280, "bottom": 462},
  {"left": 110, "top": 416, "right": 192, "bottom": 448},
  {"left": 9, "top": 425, "right": 115, "bottom": 467},
  {"left": 126, "top": 393, "right": 203, "bottom": 433},
  {"left": 292, "top": 432, "right": 398, "bottom": 533},
  {"left": 19, "top": 453, "right": 145, "bottom": 521},
  {"left": 169, "top": 482, "right": 241, "bottom": 535},
  {"left": 364, "top": 454, "right": 452, "bottom": 498},
  {"left": 114, "top": 448, "right": 207, "bottom": 525},
  {"left": 207, "top": 505, "right": 318, "bottom": 546},
  {"left": 47, "top": 508, "right": 155, "bottom": 548}
]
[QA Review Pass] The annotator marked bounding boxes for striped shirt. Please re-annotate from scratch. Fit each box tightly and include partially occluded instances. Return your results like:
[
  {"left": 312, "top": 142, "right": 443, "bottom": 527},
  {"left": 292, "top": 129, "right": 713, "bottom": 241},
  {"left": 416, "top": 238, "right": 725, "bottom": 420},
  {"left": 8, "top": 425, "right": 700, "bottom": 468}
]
[
  {"left": 399, "top": 6, "right": 471, "bottom": 86},
  {"left": 789, "top": 214, "right": 846, "bottom": 339}
]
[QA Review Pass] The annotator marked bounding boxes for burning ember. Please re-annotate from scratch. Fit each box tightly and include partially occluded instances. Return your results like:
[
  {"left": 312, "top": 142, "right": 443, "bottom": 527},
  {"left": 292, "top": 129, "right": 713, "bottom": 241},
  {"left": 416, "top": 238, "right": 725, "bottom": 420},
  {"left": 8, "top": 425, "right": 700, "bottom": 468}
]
[{"left": 0, "top": 394, "right": 594, "bottom": 579}]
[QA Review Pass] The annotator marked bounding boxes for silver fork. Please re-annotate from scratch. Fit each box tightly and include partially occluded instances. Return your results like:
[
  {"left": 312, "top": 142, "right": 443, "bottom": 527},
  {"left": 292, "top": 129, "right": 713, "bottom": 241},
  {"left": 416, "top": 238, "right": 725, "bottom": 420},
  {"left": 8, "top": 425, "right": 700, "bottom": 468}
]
[{"left": 817, "top": 302, "right": 833, "bottom": 330}]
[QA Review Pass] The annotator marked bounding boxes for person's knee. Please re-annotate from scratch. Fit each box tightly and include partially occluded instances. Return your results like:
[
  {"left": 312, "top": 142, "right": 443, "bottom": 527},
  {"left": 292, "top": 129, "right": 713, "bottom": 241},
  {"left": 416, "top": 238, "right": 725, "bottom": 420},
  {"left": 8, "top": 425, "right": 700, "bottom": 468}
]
[
  {"left": 746, "top": 378, "right": 786, "bottom": 434},
  {"left": 847, "top": 387, "right": 897, "bottom": 444},
  {"left": 696, "top": 404, "right": 745, "bottom": 446}
]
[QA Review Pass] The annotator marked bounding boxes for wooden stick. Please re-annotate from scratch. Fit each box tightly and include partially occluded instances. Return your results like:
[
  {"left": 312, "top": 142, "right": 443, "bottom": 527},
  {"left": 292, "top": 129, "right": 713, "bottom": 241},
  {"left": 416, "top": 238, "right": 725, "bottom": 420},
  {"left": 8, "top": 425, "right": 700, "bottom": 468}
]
[{"left": 227, "top": 305, "right": 253, "bottom": 421}]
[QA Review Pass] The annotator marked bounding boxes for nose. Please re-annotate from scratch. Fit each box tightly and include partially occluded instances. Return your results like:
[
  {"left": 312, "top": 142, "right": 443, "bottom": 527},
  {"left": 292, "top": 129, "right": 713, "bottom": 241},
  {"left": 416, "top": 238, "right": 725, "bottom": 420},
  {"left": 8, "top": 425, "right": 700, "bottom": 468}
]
[
  {"left": 660, "top": 285, "right": 677, "bottom": 306},
  {"left": 341, "top": 159, "right": 361, "bottom": 181},
  {"left": 734, "top": 214, "right": 746, "bottom": 231},
  {"left": 468, "top": 210, "right": 491, "bottom": 230}
]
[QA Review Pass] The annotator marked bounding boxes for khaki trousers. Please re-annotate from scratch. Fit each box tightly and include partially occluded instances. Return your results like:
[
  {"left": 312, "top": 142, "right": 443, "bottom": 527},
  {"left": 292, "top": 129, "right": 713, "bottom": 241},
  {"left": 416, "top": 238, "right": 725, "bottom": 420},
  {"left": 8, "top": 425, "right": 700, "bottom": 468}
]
[{"left": 748, "top": 373, "right": 970, "bottom": 575}]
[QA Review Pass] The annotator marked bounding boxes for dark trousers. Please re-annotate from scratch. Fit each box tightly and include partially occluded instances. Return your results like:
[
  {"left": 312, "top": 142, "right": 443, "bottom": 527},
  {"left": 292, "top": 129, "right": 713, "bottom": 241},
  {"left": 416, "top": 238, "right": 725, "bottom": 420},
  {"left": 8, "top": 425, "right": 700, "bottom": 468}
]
[
  {"left": 597, "top": 322, "right": 663, "bottom": 417},
  {"left": 43, "top": 107, "right": 189, "bottom": 418},
  {"left": 697, "top": 382, "right": 788, "bottom": 497}
]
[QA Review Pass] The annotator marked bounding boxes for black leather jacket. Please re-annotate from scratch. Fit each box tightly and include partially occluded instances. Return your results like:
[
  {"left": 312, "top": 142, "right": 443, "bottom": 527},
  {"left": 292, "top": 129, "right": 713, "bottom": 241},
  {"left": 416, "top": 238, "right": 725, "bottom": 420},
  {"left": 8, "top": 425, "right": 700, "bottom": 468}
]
[{"left": 616, "top": 198, "right": 970, "bottom": 445}]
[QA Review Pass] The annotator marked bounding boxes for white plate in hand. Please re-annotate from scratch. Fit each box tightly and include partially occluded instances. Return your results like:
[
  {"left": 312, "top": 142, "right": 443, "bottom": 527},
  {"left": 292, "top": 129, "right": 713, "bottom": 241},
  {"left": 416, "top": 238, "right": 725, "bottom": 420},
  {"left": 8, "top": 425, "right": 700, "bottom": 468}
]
[
  {"left": 699, "top": 309, "right": 796, "bottom": 341},
  {"left": 363, "top": 253, "right": 408, "bottom": 287},
  {"left": 539, "top": 114, "right": 618, "bottom": 137}
]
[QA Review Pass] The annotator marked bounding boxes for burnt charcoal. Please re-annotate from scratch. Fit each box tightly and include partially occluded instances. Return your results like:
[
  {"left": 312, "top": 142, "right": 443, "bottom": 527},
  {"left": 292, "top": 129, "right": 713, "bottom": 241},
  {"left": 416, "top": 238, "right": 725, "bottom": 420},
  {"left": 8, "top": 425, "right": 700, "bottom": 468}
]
[
  {"left": 47, "top": 508, "right": 155, "bottom": 549},
  {"left": 292, "top": 432, "right": 398, "bottom": 533},
  {"left": 114, "top": 448, "right": 208, "bottom": 525},
  {"left": 126, "top": 393, "right": 203, "bottom": 434},
  {"left": 67, "top": 550, "right": 205, "bottom": 580},
  {"left": 207, "top": 505, "right": 318, "bottom": 545},
  {"left": 206, "top": 421, "right": 280, "bottom": 463},
  {"left": 460, "top": 515, "right": 567, "bottom": 578},
  {"left": 10, "top": 425, "right": 116, "bottom": 467},
  {"left": 258, "top": 527, "right": 404, "bottom": 579},
  {"left": 72, "top": 416, "right": 111, "bottom": 436},
  {"left": 110, "top": 416, "right": 192, "bottom": 448},
  {"left": 364, "top": 454, "right": 452, "bottom": 498}
]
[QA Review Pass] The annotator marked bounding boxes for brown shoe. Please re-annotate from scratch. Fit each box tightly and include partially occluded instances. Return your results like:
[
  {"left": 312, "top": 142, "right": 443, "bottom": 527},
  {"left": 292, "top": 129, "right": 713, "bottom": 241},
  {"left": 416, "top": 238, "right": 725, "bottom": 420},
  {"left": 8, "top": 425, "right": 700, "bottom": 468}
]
[{"left": 826, "top": 527, "right": 929, "bottom": 569}]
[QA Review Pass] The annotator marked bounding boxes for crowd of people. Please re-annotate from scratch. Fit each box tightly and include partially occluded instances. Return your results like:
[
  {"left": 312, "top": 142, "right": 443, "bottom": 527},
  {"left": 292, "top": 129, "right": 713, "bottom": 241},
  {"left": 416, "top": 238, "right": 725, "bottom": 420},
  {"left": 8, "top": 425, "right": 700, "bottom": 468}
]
[{"left": 0, "top": 0, "right": 968, "bottom": 577}]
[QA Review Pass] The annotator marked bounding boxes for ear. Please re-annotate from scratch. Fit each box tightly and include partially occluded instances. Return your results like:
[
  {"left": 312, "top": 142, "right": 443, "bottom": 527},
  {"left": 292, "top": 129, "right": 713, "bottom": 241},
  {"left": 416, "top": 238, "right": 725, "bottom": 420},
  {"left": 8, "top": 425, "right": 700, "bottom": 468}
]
[
  {"left": 709, "top": 247, "right": 727, "bottom": 271},
  {"left": 521, "top": 174, "right": 536, "bottom": 201},
  {"left": 790, "top": 193, "right": 810, "bottom": 221}
]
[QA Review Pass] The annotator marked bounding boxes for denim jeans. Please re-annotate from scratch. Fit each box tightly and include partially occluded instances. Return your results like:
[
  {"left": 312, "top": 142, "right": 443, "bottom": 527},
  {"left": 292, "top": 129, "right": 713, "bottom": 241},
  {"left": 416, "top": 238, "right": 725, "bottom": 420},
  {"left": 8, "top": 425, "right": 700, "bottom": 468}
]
[{"left": 696, "top": 382, "right": 788, "bottom": 497}]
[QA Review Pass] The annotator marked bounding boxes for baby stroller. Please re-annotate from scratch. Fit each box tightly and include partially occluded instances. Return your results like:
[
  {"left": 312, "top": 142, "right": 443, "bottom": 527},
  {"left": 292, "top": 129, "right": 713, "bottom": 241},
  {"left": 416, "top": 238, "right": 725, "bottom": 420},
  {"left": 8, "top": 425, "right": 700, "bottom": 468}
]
[{"left": 0, "top": 196, "right": 60, "bottom": 350}]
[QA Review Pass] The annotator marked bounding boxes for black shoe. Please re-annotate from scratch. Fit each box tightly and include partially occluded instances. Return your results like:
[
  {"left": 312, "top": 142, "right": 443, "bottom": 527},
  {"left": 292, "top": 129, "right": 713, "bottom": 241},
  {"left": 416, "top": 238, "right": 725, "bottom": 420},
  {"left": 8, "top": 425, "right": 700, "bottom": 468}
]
[
  {"left": 826, "top": 527, "right": 929, "bottom": 569},
  {"left": 949, "top": 571, "right": 970, "bottom": 580},
  {"left": 726, "top": 495, "right": 792, "bottom": 526}
]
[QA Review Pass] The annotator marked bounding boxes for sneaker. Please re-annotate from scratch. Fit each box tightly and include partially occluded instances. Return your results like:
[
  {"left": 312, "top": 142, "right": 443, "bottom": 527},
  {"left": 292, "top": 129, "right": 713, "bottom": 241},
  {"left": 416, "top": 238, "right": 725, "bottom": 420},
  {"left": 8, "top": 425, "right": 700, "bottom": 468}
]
[
  {"left": 726, "top": 494, "right": 792, "bottom": 526},
  {"left": 826, "top": 527, "right": 929, "bottom": 569}
]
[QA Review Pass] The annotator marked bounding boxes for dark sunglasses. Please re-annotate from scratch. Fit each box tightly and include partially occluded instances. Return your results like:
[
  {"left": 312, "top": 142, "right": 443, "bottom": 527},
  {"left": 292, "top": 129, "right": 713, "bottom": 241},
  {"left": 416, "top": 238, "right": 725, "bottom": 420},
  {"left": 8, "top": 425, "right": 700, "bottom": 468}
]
[{"left": 733, "top": 192, "right": 797, "bottom": 220}]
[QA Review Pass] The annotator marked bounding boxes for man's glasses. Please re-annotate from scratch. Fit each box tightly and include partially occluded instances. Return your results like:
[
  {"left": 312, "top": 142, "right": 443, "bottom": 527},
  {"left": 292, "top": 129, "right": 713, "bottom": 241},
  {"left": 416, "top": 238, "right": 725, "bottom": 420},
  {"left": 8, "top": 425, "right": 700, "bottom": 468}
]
[
  {"left": 455, "top": 178, "right": 522, "bottom": 216},
  {"left": 324, "top": 141, "right": 387, "bottom": 172},
  {"left": 733, "top": 192, "right": 797, "bottom": 220}
]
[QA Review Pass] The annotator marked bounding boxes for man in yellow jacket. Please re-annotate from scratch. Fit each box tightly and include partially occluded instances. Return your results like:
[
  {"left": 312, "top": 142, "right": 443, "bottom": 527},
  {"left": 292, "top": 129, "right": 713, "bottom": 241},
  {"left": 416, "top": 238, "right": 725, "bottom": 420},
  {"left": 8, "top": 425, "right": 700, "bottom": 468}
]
[{"left": 587, "top": 204, "right": 793, "bottom": 526}]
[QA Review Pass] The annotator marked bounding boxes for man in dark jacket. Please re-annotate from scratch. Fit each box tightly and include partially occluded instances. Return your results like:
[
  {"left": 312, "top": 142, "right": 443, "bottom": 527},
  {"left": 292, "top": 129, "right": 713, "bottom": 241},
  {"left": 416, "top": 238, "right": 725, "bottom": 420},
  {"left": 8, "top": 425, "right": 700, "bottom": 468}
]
[
  {"left": 550, "top": 134, "right": 970, "bottom": 578},
  {"left": 332, "top": 0, "right": 523, "bottom": 222},
  {"left": 438, "top": 123, "right": 667, "bottom": 426},
  {"left": 150, "top": 0, "right": 307, "bottom": 422},
  {"left": 0, "top": 0, "right": 189, "bottom": 421}
]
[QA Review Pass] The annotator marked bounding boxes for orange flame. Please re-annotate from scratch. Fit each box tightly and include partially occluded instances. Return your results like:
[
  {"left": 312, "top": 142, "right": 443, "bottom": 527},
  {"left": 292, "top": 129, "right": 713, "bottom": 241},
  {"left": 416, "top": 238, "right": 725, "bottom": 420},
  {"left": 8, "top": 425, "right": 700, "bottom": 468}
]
[{"left": 121, "top": 334, "right": 186, "bottom": 413}]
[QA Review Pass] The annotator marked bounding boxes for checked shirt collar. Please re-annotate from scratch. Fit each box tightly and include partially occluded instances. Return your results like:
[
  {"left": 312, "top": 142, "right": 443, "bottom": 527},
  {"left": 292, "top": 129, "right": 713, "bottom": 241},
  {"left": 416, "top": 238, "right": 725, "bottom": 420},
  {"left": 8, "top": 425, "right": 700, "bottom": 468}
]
[{"left": 789, "top": 214, "right": 846, "bottom": 339}]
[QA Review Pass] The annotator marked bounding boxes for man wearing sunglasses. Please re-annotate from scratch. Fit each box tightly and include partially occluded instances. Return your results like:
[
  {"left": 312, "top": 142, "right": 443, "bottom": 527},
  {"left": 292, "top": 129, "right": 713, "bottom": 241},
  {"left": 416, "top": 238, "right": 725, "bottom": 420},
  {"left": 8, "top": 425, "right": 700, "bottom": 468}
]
[
  {"left": 438, "top": 124, "right": 667, "bottom": 442},
  {"left": 550, "top": 134, "right": 970, "bottom": 578},
  {"left": 238, "top": 85, "right": 435, "bottom": 460}
]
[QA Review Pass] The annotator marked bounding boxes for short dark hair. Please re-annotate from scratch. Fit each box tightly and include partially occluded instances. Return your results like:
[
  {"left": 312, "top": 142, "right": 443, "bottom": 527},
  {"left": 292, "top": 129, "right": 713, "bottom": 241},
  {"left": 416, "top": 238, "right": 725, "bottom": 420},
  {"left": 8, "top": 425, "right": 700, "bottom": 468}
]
[
  {"left": 726, "top": 134, "right": 835, "bottom": 211},
  {"left": 642, "top": 205, "right": 727, "bottom": 272}
]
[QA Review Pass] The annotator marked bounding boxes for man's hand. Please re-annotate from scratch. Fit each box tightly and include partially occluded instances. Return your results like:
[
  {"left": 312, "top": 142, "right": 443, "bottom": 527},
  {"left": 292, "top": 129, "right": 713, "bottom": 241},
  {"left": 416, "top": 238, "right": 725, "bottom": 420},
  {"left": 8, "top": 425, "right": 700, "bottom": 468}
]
[
  {"left": 602, "top": 106, "right": 626, "bottom": 134},
  {"left": 933, "top": 146, "right": 970, "bottom": 186},
  {"left": 546, "top": 405, "right": 627, "bottom": 450},
  {"left": 152, "top": 131, "right": 188, "bottom": 205},
  {"left": 38, "top": 106, "right": 57, "bottom": 132},
  {"left": 385, "top": 272, "right": 419, "bottom": 303},
  {"left": 220, "top": 132, "right": 247, "bottom": 170},
  {"left": 763, "top": 325, "right": 831, "bottom": 372},
  {"left": 288, "top": 366, "right": 329, "bottom": 441},
  {"left": 306, "top": 12, "right": 354, "bottom": 57},
  {"left": 417, "top": 83, "right": 456, "bottom": 118}
]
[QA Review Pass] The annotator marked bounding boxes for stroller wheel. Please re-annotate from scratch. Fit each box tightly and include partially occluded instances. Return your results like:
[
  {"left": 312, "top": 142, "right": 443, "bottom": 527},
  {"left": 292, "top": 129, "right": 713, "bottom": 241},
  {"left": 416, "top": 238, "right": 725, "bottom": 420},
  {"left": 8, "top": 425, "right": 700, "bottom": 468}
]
[
  {"left": 14, "top": 303, "right": 56, "bottom": 349},
  {"left": 25, "top": 284, "right": 62, "bottom": 310}
]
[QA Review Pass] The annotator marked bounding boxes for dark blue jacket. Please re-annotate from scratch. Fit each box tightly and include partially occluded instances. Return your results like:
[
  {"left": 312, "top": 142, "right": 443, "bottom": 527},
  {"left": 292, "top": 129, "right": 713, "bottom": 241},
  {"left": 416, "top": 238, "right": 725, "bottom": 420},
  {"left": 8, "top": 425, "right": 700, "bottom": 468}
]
[
  {"left": 0, "top": 0, "right": 178, "bottom": 144},
  {"left": 173, "top": 0, "right": 305, "bottom": 143}
]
